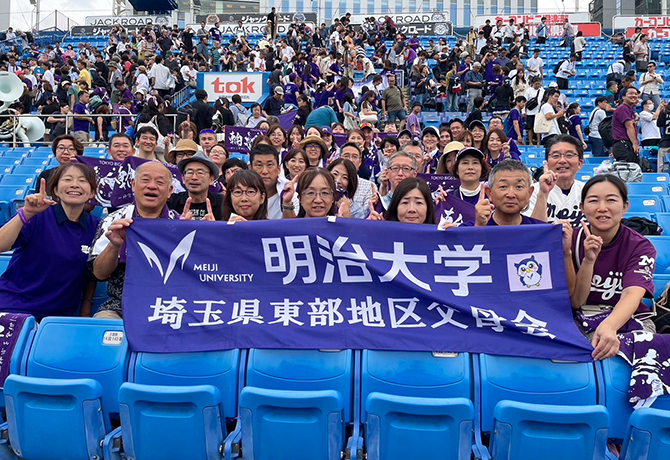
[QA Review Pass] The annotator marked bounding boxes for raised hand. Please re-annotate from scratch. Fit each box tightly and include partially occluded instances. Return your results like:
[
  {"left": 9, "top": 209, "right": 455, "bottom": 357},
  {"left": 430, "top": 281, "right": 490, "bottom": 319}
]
[
  {"left": 337, "top": 197, "right": 351, "bottom": 218},
  {"left": 367, "top": 199, "right": 383, "bottom": 221},
  {"left": 434, "top": 184, "right": 448, "bottom": 205},
  {"left": 203, "top": 198, "right": 216, "bottom": 221},
  {"left": 369, "top": 183, "right": 379, "bottom": 206},
  {"left": 539, "top": 160, "right": 559, "bottom": 194},
  {"left": 283, "top": 174, "right": 299, "bottom": 205},
  {"left": 474, "top": 186, "right": 494, "bottom": 227},
  {"left": 553, "top": 220, "right": 573, "bottom": 255},
  {"left": 105, "top": 218, "right": 133, "bottom": 248},
  {"left": 581, "top": 221, "right": 603, "bottom": 263},
  {"left": 23, "top": 178, "right": 56, "bottom": 219},
  {"left": 180, "top": 197, "right": 194, "bottom": 220}
]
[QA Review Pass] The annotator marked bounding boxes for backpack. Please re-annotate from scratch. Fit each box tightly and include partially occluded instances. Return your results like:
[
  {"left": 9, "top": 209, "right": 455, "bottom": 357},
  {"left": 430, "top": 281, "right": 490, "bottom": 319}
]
[
  {"left": 598, "top": 116, "right": 614, "bottom": 148},
  {"left": 621, "top": 217, "right": 661, "bottom": 236},
  {"left": 553, "top": 60, "right": 565, "bottom": 75},
  {"left": 609, "top": 161, "right": 643, "bottom": 183},
  {"left": 449, "top": 74, "right": 462, "bottom": 94}
]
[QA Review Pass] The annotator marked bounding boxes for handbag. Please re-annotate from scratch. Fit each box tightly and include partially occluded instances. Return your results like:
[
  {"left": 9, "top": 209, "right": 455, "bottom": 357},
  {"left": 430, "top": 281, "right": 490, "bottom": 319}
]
[{"left": 533, "top": 107, "right": 552, "bottom": 134}]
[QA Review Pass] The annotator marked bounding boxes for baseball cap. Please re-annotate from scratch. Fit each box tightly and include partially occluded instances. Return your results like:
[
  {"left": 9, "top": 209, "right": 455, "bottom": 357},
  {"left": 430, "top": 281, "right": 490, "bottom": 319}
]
[
  {"left": 321, "top": 126, "right": 333, "bottom": 135},
  {"left": 422, "top": 126, "right": 440, "bottom": 139},
  {"left": 274, "top": 86, "right": 284, "bottom": 95},
  {"left": 360, "top": 122, "right": 374, "bottom": 130},
  {"left": 456, "top": 147, "right": 484, "bottom": 161}
]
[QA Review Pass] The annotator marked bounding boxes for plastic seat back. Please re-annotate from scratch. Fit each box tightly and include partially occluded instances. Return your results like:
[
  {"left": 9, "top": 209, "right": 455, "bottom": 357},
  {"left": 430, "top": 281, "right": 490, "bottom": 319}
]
[
  {"left": 132, "top": 349, "right": 240, "bottom": 422},
  {"left": 478, "top": 354, "right": 598, "bottom": 432},
  {"left": 362, "top": 351, "right": 473, "bottom": 460},
  {"left": 25, "top": 317, "right": 130, "bottom": 419},
  {"left": 118, "top": 383, "right": 225, "bottom": 460},
  {"left": 642, "top": 173, "right": 670, "bottom": 183},
  {"left": 489, "top": 400, "right": 609, "bottom": 460},
  {"left": 0, "top": 315, "right": 35, "bottom": 411},
  {"left": 0, "top": 175, "right": 35, "bottom": 188},
  {"left": 621, "top": 407, "right": 670, "bottom": 460},
  {"left": 646, "top": 237, "right": 670, "bottom": 273},
  {"left": 627, "top": 195, "right": 664, "bottom": 214},
  {"left": 627, "top": 183, "right": 669, "bottom": 196},
  {"left": 601, "top": 356, "right": 670, "bottom": 441},
  {"left": 240, "top": 349, "right": 353, "bottom": 460}
]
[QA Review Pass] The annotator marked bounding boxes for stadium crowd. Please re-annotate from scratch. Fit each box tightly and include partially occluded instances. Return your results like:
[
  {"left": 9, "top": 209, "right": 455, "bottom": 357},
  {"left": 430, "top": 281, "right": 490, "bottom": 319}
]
[{"left": 0, "top": 13, "right": 667, "bottom": 379}]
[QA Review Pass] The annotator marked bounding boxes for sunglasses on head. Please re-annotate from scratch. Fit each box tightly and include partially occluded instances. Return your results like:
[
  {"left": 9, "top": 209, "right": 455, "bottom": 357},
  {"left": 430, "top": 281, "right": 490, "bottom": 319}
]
[{"left": 200, "top": 129, "right": 215, "bottom": 135}]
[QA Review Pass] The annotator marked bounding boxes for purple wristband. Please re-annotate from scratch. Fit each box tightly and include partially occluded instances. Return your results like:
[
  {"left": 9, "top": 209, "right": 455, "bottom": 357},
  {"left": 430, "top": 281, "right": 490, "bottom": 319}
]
[{"left": 17, "top": 208, "right": 30, "bottom": 225}]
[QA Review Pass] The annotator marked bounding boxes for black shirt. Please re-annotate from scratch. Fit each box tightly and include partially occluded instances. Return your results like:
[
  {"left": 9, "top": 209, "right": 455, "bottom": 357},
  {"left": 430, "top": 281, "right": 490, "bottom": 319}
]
[
  {"left": 657, "top": 110, "right": 670, "bottom": 148},
  {"left": 482, "top": 25, "right": 492, "bottom": 39},
  {"left": 182, "top": 31, "right": 194, "bottom": 53},
  {"left": 167, "top": 192, "right": 224, "bottom": 221},
  {"left": 264, "top": 96, "right": 283, "bottom": 117}
]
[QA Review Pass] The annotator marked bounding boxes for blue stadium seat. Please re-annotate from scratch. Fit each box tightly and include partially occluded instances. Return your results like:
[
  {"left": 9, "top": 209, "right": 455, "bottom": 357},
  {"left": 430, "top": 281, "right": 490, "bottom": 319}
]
[
  {"left": 655, "top": 213, "right": 670, "bottom": 236},
  {"left": 646, "top": 236, "right": 670, "bottom": 273},
  {"left": 627, "top": 183, "right": 669, "bottom": 196},
  {"left": 239, "top": 349, "right": 354, "bottom": 460},
  {"left": 361, "top": 351, "right": 473, "bottom": 460},
  {"left": 12, "top": 165, "right": 43, "bottom": 176},
  {"left": 110, "top": 350, "right": 241, "bottom": 460},
  {"left": 0, "top": 158, "right": 20, "bottom": 170},
  {"left": 627, "top": 195, "right": 664, "bottom": 214},
  {"left": 600, "top": 357, "right": 670, "bottom": 442},
  {"left": 620, "top": 407, "right": 670, "bottom": 460},
  {"left": 489, "top": 400, "right": 609, "bottom": 460},
  {"left": 476, "top": 354, "right": 601, "bottom": 458},
  {"left": 20, "top": 158, "right": 49, "bottom": 167},
  {"left": 642, "top": 173, "right": 670, "bottom": 183},
  {"left": 0, "top": 315, "right": 35, "bottom": 413},
  {"left": 0, "top": 185, "right": 28, "bottom": 225},
  {"left": 0, "top": 175, "right": 36, "bottom": 188},
  {"left": 3, "top": 317, "right": 130, "bottom": 460}
]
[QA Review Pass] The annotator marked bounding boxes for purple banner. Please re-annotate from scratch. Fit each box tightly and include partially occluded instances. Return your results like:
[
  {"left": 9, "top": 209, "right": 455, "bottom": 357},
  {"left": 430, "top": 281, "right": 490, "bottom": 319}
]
[
  {"left": 278, "top": 111, "right": 298, "bottom": 130},
  {"left": 418, "top": 174, "right": 461, "bottom": 193},
  {"left": 225, "top": 126, "right": 264, "bottom": 154},
  {"left": 123, "top": 219, "right": 594, "bottom": 361},
  {"left": 0, "top": 313, "right": 30, "bottom": 388},
  {"left": 76, "top": 157, "right": 123, "bottom": 208},
  {"left": 435, "top": 195, "right": 477, "bottom": 227}
]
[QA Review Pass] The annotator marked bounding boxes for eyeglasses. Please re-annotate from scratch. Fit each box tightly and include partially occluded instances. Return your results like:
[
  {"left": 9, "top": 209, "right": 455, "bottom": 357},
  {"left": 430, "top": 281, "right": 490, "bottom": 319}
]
[
  {"left": 56, "top": 146, "right": 78, "bottom": 153},
  {"left": 175, "top": 151, "right": 196, "bottom": 159},
  {"left": 231, "top": 189, "right": 260, "bottom": 198},
  {"left": 302, "top": 190, "right": 334, "bottom": 200},
  {"left": 183, "top": 169, "right": 210, "bottom": 178},
  {"left": 305, "top": 143, "right": 321, "bottom": 149},
  {"left": 388, "top": 165, "right": 416, "bottom": 174},
  {"left": 199, "top": 129, "right": 215, "bottom": 135},
  {"left": 547, "top": 152, "right": 579, "bottom": 160}
]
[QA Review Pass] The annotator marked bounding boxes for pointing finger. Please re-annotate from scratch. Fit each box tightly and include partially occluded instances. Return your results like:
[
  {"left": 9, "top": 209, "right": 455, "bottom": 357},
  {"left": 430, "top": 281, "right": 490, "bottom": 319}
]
[
  {"left": 581, "top": 220, "right": 592, "bottom": 237},
  {"left": 543, "top": 160, "right": 548, "bottom": 170},
  {"left": 206, "top": 198, "right": 213, "bottom": 216},
  {"left": 478, "top": 186, "right": 487, "bottom": 202}
]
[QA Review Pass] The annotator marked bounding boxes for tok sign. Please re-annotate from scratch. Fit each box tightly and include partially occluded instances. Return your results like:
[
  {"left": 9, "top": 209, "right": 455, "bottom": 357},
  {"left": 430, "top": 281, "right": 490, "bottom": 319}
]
[{"left": 199, "top": 73, "right": 266, "bottom": 103}]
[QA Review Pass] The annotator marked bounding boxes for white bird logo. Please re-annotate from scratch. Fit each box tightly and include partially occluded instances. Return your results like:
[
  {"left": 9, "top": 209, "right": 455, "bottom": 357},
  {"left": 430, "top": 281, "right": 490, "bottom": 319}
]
[{"left": 137, "top": 231, "right": 197, "bottom": 284}]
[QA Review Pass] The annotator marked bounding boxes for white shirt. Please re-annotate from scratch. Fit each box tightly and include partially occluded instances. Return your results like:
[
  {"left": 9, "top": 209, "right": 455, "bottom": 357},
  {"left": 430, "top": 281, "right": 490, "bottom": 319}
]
[
  {"left": 556, "top": 60, "right": 576, "bottom": 79},
  {"left": 640, "top": 72, "right": 664, "bottom": 95},
  {"left": 42, "top": 69, "right": 55, "bottom": 88},
  {"left": 541, "top": 103, "right": 561, "bottom": 136},
  {"left": 607, "top": 62, "right": 625, "bottom": 76},
  {"left": 526, "top": 57, "right": 544, "bottom": 77},
  {"left": 588, "top": 108, "right": 606, "bottom": 139},
  {"left": 267, "top": 176, "right": 300, "bottom": 220},
  {"left": 524, "top": 180, "right": 585, "bottom": 227},
  {"left": 640, "top": 111, "right": 661, "bottom": 141},
  {"left": 504, "top": 24, "right": 516, "bottom": 38},
  {"left": 573, "top": 37, "right": 586, "bottom": 53},
  {"left": 136, "top": 73, "right": 150, "bottom": 92},
  {"left": 281, "top": 46, "right": 295, "bottom": 61},
  {"left": 148, "top": 63, "right": 171, "bottom": 90},
  {"left": 523, "top": 86, "right": 544, "bottom": 116}
]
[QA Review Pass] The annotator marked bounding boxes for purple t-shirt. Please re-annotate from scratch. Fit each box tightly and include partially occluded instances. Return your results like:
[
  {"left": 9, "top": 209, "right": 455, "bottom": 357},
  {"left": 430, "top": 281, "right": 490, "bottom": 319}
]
[
  {"left": 612, "top": 103, "right": 635, "bottom": 142},
  {"left": 572, "top": 224, "right": 655, "bottom": 313},
  {"left": 284, "top": 83, "right": 300, "bottom": 106},
  {"left": 407, "top": 113, "right": 421, "bottom": 134},
  {"left": 506, "top": 108, "right": 523, "bottom": 140},
  {"left": 73, "top": 102, "right": 89, "bottom": 133}
]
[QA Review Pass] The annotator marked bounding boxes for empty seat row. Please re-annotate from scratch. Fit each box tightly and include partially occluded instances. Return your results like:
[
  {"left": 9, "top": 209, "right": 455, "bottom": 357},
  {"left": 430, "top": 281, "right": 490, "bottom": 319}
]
[{"left": 1, "top": 317, "right": 669, "bottom": 460}]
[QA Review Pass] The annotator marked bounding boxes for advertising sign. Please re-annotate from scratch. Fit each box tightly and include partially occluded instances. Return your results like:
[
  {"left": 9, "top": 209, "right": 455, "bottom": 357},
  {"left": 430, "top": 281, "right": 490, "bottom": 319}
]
[
  {"left": 626, "top": 27, "right": 670, "bottom": 39},
  {"left": 85, "top": 15, "right": 172, "bottom": 26},
  {"left": 614, "top": 16, "right": 670, "bottom": 30},
  {"left": 198, "top": 72, "right": 268, "bottom": 103}
]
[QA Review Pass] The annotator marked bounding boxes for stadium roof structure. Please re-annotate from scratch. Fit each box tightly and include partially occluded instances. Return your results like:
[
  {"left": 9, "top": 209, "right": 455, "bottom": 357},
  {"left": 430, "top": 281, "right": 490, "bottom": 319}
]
[{"left": 126, "top": 0, "right": 178, "bottom": 14}]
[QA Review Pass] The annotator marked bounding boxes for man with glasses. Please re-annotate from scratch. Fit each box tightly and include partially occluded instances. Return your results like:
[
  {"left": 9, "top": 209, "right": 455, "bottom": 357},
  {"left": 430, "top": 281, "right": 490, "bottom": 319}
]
[
  {"left": 339, "top": 143, "right": 373, "bottom": 208},
  {"left": 525, "top": 134, "right": 585, "bottom": 227},
  {"left": 167, "top": 151, "right": 223, "bottom": 220},
  {"left": 107, "top": 133, "right": 135, "bottom": 161},
  {"left": 198, "top": 129, "right": 218, "bottom": 155},
  {"left": 379, "top": 151, "right": 418, "bottom": 210}
]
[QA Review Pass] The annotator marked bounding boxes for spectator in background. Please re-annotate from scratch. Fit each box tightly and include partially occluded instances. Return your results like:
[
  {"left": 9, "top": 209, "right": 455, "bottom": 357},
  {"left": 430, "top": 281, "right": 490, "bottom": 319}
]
[
  {"left": 168, "top": 152, "right": 223, "bottom": 221},
  {"left": 464, "top": 62, "right": 484, "bottom": 112},
  {"left": 611, "top": 87, "right": 640, "bottom": 162},
  {"left": 72, "top": 91, "right": 93, "bottom": 145},
  {"left": 191, "top": 89, "right": 215, "bottom": 132},
  {"left": 149, "top": 55, "right": 172, "bottom": 97},
  {"left": 556, "top": 53, "right": 578, "bottom": 90},
  {"left": 563, "top": 18, "right": 576, "bottom": 50},
  {"left": 107, "top": 133, "right": 135, "bottom": 161},
  {"left": 633, "top": 34, "right": 650, "bottom": 73},
  {"left": 588, "top": 96, "right": 609, "bottom": 157},
  {"left": 657, "top": 100, "right": 670, "bottom": 172},
  {"left": 639, "top": 62, "right": 663, "bottom": 109},
  {"left": 536, "top": 17, "right": 548, "bottom": 44},
  {"left": 639, "top": 99, "right": 661, "bottom": 149}
]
